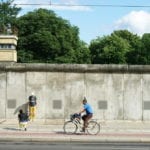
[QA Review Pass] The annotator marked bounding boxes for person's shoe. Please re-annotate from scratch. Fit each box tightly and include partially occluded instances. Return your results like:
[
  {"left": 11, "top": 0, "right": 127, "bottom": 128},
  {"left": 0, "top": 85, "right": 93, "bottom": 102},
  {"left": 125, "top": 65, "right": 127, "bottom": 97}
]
[{"left": 80, "top": 128, "right": 85, "bottom": 132}]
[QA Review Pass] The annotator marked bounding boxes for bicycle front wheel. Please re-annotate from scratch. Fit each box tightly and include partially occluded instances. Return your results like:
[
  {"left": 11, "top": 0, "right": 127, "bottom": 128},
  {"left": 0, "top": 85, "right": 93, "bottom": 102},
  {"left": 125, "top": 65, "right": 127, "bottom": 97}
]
[
  {"left": 87, "top": 121, "right": 100, "bottom": 135},
  {"left": 63, "top": 121, "right": 77, "bottom": 134}
]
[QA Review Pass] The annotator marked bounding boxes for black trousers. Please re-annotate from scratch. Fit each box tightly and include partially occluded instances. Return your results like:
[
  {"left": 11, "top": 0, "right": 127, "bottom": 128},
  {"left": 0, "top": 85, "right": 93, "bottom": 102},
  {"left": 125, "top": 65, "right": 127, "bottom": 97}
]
[{"left": 82, "top": 114, "right": 93, "bottom": 129}]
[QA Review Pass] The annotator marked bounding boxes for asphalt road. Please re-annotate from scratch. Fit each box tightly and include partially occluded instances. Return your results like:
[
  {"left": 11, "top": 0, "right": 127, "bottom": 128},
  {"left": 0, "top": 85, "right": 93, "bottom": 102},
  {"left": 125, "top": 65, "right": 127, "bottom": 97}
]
[{"left": 0, "top": 142, "right": 150, "bottom": 150}]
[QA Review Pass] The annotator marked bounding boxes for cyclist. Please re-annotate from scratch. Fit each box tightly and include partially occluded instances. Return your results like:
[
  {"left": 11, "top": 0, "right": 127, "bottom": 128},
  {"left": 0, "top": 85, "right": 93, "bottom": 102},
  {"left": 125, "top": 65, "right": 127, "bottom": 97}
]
[{"left": 79, "top": 98, "right": 93, "bottom": 132}]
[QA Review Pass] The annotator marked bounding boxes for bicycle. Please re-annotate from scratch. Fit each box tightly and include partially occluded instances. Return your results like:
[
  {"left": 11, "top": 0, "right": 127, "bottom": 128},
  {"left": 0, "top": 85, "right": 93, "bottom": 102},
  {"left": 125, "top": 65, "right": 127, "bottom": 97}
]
[{"left": 63, "top": 113, "right": 100, "bottom": 135}]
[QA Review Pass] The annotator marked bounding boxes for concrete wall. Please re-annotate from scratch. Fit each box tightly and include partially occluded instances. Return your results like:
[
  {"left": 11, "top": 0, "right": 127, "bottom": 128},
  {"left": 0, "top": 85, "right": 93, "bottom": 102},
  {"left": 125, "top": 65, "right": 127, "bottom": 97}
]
[{"left": 0, "top": 63, "right": 150, "bottom": 121}]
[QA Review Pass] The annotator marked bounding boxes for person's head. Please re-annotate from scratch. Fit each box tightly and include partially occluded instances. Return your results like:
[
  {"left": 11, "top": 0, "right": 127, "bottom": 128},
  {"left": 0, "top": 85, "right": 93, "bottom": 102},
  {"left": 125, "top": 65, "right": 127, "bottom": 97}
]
[
  {"left": 82, "top": 97, "right": 87, "bottom": 105},
  {"left": 19, "top": 109, "right": 23, "bottom": 114}
]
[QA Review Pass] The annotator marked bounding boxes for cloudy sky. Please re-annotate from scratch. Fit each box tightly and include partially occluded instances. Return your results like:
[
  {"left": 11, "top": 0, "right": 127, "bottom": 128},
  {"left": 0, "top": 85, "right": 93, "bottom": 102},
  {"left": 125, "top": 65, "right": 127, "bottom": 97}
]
[{"left": 13, "top": 0, "right": 150, "bottom": 44}]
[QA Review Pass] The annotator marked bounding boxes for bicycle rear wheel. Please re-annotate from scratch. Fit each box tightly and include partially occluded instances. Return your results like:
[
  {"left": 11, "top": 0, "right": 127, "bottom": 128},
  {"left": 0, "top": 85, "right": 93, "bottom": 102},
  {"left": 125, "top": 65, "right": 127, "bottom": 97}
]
[
  {"left": 87, "top": 121, "right": 100, "bottom": 135},
  {"left": 63, "top": 121, "right": 77, "bottom": 134}
]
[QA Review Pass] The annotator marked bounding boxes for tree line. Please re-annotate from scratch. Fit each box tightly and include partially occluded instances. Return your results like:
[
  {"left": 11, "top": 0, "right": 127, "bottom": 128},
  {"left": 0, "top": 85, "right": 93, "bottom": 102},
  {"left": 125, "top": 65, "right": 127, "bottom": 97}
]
[{"left": 0, "top": 0, "right": 150, "bottom": 64}]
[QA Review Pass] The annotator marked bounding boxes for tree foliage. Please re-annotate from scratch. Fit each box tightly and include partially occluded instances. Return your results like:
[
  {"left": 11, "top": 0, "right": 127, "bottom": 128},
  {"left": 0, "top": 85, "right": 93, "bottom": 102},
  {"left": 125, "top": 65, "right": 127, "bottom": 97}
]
[
  {"left": 0, "top": 0, "right": 21, "bottom": 34},
  {"left": 114, "top": 30, "right": 143, "bottom": 64},
  {"left": 141, "top": 33, "right": 150, "bottom": 64},
  {"left": 89, "top": 30, "right": 150, "bottom": 64},
  {"left": 90, "top": 30, "right": 130, "bottom": 64},
  {"left": 0, "top": 1, "right": 149, "bottom": 65},
  {"left": 16, "top": 9, "right": 91, "bottom": 63}
]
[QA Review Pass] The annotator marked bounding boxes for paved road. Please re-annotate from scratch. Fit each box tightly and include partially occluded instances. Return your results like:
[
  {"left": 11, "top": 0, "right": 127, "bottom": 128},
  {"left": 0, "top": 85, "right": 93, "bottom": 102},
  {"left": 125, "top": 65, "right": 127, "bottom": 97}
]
[{"left": 1, "top": 142, "right": 150, "bottom": 150}]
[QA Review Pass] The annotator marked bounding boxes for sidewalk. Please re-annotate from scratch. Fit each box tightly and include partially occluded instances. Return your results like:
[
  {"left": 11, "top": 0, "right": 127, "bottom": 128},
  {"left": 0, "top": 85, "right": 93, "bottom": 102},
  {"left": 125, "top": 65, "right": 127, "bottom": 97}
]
[{"left": 0, "top": 120, "right": 150, "bottom": 142}]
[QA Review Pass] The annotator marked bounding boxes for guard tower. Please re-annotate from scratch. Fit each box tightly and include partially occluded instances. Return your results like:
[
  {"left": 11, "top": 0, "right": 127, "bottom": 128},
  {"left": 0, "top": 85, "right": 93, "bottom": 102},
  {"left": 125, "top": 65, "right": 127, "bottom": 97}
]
[{"left": 0, "top": 35, "right": 18, "bottom": 62}]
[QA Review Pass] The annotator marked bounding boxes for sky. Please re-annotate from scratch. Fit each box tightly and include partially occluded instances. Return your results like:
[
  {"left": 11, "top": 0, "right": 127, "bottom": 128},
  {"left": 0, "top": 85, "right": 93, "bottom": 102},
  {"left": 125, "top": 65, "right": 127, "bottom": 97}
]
[{"left": 12, "top": 0, "right": 150, "bottom": 44}]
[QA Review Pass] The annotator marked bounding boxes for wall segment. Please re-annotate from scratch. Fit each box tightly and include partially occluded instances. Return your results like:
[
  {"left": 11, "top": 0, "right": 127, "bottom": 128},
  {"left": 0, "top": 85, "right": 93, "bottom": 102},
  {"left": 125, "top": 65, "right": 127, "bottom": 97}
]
[{"left": 0, "top": 63, "right": 150, "bottom": 121}]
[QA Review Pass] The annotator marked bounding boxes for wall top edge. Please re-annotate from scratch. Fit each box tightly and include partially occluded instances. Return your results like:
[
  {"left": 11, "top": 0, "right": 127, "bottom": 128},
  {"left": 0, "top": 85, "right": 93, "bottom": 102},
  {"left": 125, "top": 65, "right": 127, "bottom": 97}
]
[{"left": 0, "top": 63, "right": 150, "bottom": 73}]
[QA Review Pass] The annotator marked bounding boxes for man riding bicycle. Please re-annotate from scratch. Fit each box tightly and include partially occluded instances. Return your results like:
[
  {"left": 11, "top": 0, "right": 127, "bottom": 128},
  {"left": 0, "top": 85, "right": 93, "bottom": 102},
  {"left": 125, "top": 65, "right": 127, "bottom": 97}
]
[{"left": 79, "top": 98, "right": 93, "bottom": 132}]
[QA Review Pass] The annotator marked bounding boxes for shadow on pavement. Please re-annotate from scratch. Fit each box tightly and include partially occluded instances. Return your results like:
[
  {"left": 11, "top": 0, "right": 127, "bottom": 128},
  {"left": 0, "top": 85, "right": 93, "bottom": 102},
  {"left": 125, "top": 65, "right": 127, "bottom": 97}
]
[
  {"left": 0, "top": 120, "right": 6, "bottom": 124},
  {"left": 3, "top": 127, "right": 20, "bottom": 131},
  {"left": 55, "top": 131, "right": 85, "bottom": 136},
  {"left": 55, "top": 131, "right": 65, "bottom": 134}
]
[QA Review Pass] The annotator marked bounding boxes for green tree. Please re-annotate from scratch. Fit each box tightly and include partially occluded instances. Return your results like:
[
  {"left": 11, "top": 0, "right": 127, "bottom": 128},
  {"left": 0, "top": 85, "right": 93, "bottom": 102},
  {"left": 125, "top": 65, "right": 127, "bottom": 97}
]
[
  {"left": 76, "top": 41, "right": 91, "bottom": 64},
  {"left": 16, "top": 9, "right": 90, "bottom": 63},
  {"left": 113, "top": 30, "right": 143, "bottom": 64},
  {"left": 141, "top": 33, "right": 150, "bottom": 64},
  {"left": 89, "top": 30, "right": 148, "bottom": 64},
  {"left": 0, "top": 0, "right": 21, "bottom": 34},
  {"left": 89, "top": 31, "right": 130, "bottom": 64}
]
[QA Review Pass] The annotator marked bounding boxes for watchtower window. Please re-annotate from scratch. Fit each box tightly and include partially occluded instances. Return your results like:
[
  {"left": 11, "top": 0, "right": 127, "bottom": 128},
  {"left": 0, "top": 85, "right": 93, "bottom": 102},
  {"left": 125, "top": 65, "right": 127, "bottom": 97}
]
[
  {"left": 0, "top": 44, "right": 15, "bottom": 49},
  {"left": 8, "top": 44, "right": 11, "bottom": 48}
]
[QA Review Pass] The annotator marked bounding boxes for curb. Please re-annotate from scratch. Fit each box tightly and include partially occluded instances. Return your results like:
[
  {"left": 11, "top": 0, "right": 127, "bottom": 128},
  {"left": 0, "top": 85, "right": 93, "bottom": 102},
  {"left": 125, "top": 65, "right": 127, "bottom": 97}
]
[
  {"left": 1, "top": 137, "right": 150, "bottom": 143},
  {"left": 0, "top": 132, "right": 150, "bottom": 143}
]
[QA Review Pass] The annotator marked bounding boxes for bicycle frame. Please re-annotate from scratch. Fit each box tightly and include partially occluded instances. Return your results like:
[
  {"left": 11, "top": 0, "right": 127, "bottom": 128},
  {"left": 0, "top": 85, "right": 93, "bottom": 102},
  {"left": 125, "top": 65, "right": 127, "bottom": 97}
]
[{"left": 71, "top": 118, "right": 83, "bottom": 130}]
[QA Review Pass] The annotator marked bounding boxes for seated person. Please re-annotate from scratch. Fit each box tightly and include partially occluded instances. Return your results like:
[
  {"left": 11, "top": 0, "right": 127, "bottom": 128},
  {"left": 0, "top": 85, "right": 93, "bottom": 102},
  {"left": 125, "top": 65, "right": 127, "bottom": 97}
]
[{"left": 79, "top": 98, "right": 93, "bottom": 132}]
